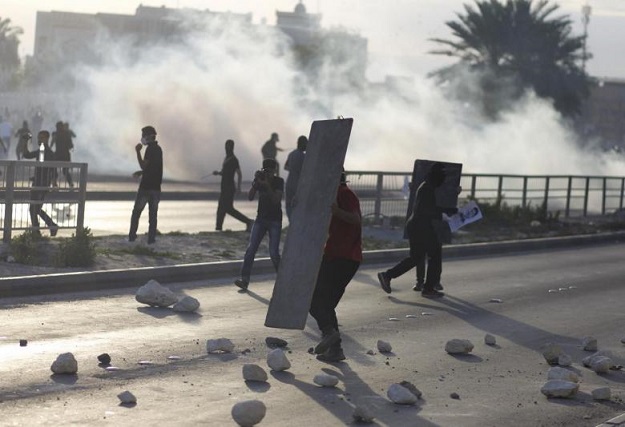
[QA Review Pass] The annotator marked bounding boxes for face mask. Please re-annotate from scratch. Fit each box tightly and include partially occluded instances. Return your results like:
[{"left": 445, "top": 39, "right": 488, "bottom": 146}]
[{"left": 141, "top": 137, "right": 149, "bottom": 145}]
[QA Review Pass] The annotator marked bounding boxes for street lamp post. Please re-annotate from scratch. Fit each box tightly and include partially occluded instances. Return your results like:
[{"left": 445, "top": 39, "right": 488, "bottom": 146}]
[{"left": 581, "top": 2, "right": 592, "bottom": 73}]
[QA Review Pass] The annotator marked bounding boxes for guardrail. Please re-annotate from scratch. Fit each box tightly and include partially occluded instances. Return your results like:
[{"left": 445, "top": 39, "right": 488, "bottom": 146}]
[
  {"left": 0, "top": 160, "right": 88, "bottom": 242},
  {"left": 344, "top": 171, "right": 625, "bottom": 223}
]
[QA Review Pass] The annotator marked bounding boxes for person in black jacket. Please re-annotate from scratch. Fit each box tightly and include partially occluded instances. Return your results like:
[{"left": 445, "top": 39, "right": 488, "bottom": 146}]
[
  {"left": 128, "top": 125, "right": 163, "bottom": 244},
  {"left": 22, "top": 130, "right": 59, "bottom": 236},
  {"left": 377, "top": 162, "right": 457, "bottom": 298}
]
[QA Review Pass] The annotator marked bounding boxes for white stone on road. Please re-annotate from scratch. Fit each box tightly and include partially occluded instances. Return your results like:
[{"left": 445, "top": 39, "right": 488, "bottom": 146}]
[
  {"left": 540, "top": 380, "right": 579, "bottom": 398},
  {"left": 231, "top": 400, "right": 266, "bottom": 426},
  {"left": 484, "top": 334, "right": 497, "bottom": 346},
  {"left": 592, "top": 387, "right": 611, "bottom": 401},
  {"left": 117, "top": 390, "right": 137, "bottom": 404},
  {"left": 352, "top": 403, "right": 375, "bottom": 423},
  {"left": 267, "top": 348, "right": 291, "bottom": 371},
  {"left": 590, "top": 356, "right": 613, "bottom": 374},
  {"left": 558, "top": 354, "right": 572, "bottom": 367},
  {"left": 135, "top": 279, "right": 178, "bottom": 307},
  {"left": 581, "top": 336, "right": 598, "bottom": 351},
  {"left": 445, "top": 339, "right": 474, "bottom": 354},
  {"left": 387, "top": 383, "right": 419, "bottom": 405},
  {"left": 206, "top": 338, "right": 235, "bottom": 354},
  {"left": 242, "top": 364, "right": 268, "bottom": 382},
  {"left": 50, "top": 352, "right": 78, "bottom": 374},
  {"left": 541, "top": 343, "right": 561, "bottom": 365},
  {"left": 172, "top": 295, "right": 200, "bottom": 312},
  {"left": 377, "top": 340, "right": 392, "bottom": 353},
  {"left": 547, "top": 367, "right": 579, "bottom": 383},
  {"left": 314, "top": 373, "right": 339, "bottom": 387}
]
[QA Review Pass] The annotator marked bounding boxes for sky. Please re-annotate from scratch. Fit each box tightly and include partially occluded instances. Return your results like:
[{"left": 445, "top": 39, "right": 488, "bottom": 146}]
[
  {"left": 1, "top": 0, "right": 624, "bottom": 180},
  {"left": 3, "top": 0, "right": 625, "bottom": 80}
]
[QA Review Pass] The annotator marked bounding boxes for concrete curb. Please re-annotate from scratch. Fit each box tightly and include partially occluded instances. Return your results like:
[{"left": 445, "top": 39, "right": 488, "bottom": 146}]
[{"left": 1, "top": 231, "right": 624, "bottom": 299}]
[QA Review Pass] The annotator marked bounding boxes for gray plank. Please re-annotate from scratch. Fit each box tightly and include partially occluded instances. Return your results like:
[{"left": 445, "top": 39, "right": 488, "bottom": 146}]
[{"left": 265, "top": 118, "right": 353, "bottom": 330}]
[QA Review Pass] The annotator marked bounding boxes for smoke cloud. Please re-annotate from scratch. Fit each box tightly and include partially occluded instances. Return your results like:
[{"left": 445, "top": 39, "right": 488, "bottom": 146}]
[{"left": 39, "top": 12, "right": 625, "bottom": 180}]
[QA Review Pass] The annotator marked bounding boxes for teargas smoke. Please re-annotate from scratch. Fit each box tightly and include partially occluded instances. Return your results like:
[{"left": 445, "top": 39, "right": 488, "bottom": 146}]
[{"left": 30, "top": 12, "right": 625, "bottom": 179}]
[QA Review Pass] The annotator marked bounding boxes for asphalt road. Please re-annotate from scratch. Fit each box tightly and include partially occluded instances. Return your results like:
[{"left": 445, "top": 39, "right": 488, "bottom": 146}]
[{"left": 1, "top": 243, "right": 625, "bottom": 426}]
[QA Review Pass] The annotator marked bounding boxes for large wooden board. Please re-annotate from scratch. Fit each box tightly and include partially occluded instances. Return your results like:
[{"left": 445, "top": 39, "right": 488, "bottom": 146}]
[{"left": 265, "top": 118, "right": 353, "bottom": 330}]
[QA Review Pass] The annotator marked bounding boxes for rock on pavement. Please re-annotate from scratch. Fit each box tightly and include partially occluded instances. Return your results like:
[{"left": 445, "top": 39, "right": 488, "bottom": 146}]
[
  {"left": 267, "top": 348, "right": 291, "bottom": 371},
  {"left": 135, "top": 279, "right": 178, "bottom": 307},
  {"left": 387, "top": 383, "right": 419, "bottom": 405},
  {"left": 541, "top": 380, "right": 579, "bottom": 398},
  {"left": 206, "top": 338, "right": 235, "bottom": 354},
  {"left": 231, "top": 400, "right": 266, "bottom": 426},
  {"left": 314, "top": 373, "right": 339, "bottom": 387},
  {"left": 445, "top": 339, "right": 474, "bottom": 354},
  {"left": 51, "top": 352, "right": 78, "bottom": 374},
  {"left": 242, "top": 364, "right": 268, "bottom": 382},
  {"left": 377, "top": 340, "right": 392, "bottom": 353},
  {"left": 172, "top": 295, "right": 200, "bottom": 312}
]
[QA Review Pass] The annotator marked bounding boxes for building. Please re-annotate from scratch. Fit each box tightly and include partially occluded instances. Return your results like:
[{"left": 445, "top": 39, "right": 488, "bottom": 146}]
[{"left": 579, "top": 78, "right": 625, "bottom": 150}]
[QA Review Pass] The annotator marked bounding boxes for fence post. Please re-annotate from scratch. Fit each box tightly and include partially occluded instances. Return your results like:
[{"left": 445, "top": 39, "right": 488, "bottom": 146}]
[
  {"left": 522, "top": 176, "right": 528, "bottom": 209},
  {"left": 470, "top": 175, "right": 476, "bottom": 199},
  {"left": 618, "top": 178, "right": 625, "bottom": 210},
  {"left": 374, "top": 173, "right": 383, "bottom": 225},
  {"left": 3, "top": 162, "right": 15, "bottom": 243},
  {"left": 583, "top": 177, "right": 590, "bottom": 217},
  {"left": 497, "top": 176, "right": 503, "bottom": 206},
  {"left": 602, "top": 177, "right": 607, "bottom": 215},
  {"left": 76, "top": 163, "right": 88, "bottom": 231},
  {"left": 543, "top": 176, "right": 550, "bottom": 213},
  {"left": 565, "top": 176, "right": 572, "bottom": 218}
]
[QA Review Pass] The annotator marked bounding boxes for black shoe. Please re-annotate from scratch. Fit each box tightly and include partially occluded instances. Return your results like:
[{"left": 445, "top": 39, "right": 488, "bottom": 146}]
[
  {"left": 234, "top": 279, "right": 249, "bottom": 291},
  {"left": 434, "top": 283, "right": 444, "bottom": 291},
  {"left": 413, "top": 280, "right": 424, "bottom": 292},
  {"left": 316, "top": 346, "right": 346, "bottom": 362},
  {"left": 377, "top": 272, "right": 391, "bottom": 294},
  {"left": 422, "top": 289, "right": 445, "bottom": 298},
  {"left": 49, "top": 225, "right": 59, "bottom": 237},
  {"left": 314, "top": 330, "right": 340, "bottom": 355},
  {"left": 245, "top": 222, "right": 254, "bottom": 232},
  {"left": 128, "top": 235, "right": 136, "bottom": 242}
]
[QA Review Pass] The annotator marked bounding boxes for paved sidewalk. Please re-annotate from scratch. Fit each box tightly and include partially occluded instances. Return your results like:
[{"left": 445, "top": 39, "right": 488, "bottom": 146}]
[{"left": 1, "top": 231, "right": 624, "bottom": 299}]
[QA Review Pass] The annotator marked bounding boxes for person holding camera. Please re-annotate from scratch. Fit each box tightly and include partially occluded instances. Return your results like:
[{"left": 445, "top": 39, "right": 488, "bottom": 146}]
[
  {"left": 234, "top": 158, "right": 284, "bottom": 291},
  {"left": 213, "top": 139, "right": 252, "bottom": 231}
]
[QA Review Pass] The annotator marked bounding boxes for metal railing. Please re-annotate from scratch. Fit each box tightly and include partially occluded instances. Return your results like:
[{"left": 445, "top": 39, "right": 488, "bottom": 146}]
[
  {"left": 344, "top": 171, "right": 625, "bottom": 223},
  {"left": 0, "top": 160, "right": 88, "bottom": 242}
]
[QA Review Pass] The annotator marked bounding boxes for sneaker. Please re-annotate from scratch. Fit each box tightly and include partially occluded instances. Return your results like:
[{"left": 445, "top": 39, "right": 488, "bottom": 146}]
[
  {"left": 245, "top": 221, "right": 254, "bottom": 232},
  {"left": 314, "top": 330, "right": 341, "bottom": 355},
  {"left": 316, "top": 346, "right": 346, "bottom": 362},
  {"left": 234, "top": 279, "right": 249, "bottom": 291},
  {"left": 377, "top": 272, "right": 392, "bottom": 294},
  {"left": 434, "top": 283, "right": 444, "bottom": 291},
  {"left": 49, "top": 225, "right": 59, "bottom": 237},
  {"left": 413, "top": 280, "right": 424, "bottom": 292},
  {"left": 128, "top": 235, "right": 137, "bottom": 242},
  {"left": 421, "top": 289, "right": 445, "bottom": 298}
]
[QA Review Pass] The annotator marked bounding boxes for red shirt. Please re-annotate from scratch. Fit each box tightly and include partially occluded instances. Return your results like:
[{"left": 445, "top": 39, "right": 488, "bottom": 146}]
[{"left": 324, "top": 184, "right": 362, "bottom": 262}]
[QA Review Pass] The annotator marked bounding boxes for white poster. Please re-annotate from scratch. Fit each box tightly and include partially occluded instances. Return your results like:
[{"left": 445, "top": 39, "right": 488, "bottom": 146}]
[{"left": 446, "top": 200, "right": 483, "bottom": 232}]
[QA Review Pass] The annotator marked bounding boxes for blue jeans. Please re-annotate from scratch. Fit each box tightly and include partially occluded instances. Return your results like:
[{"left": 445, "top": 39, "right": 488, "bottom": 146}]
[
  {"left": 129, "top": 189, "right": 161, "bottom": 242},
  {"left": 240, "top": 218, "right": 281, "bottom": 281}
]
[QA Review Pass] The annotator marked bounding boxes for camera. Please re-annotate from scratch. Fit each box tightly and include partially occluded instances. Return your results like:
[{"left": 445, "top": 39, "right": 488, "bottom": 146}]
[{"left": 254, "top": 169, "right": 267, "bottom": 181}]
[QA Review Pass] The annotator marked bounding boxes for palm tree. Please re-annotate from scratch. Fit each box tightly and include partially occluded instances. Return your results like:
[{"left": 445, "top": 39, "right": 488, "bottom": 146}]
[
  {"left": 0, "top": 17, "right": 23, "bottom": 88},
  {"left": 430, "top": 0, "right": 589, "bottom": 117}
]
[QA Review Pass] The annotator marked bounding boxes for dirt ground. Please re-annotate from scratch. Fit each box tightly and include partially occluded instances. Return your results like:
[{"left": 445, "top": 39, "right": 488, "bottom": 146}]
[{"left": 1, "top": 214, "right": 625, "bottom": 278}]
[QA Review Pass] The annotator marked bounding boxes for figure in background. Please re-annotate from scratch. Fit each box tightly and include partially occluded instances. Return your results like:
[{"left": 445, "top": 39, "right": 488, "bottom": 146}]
[
  {"left": 14, "top": 121, "right": 31, "bottom": 160},
  {"left": 51, "top": 121, "right": 74, "bottom": 187},
  {"left": 261, "top": 132, "right": 283, "bottom": 175},
  {"left": 31, "top": 111, "right": 43, "bottom": 136},
  {"left": 234, "top": 158, "right": 284, "bottom": 291},
  {"left": 0, "top": 116, "right": 12, "bottom": 158},
  {"left": 22, "top": 130, "right": 59, "bottom": 237},
  {"left": 284, "top": 135, "right": 307, "bottom": 221},
  {"left": 377, "top": 163, "right": 457, "bottom": 298},
  {"left": 309, "top": 171, "right": 362, "bottom": 362},
  {"left": 128, "top": 126, "right": 163, "bottom": 245},
  {"left": 213, "top": 139, "right": 252, "bottom": 231}
]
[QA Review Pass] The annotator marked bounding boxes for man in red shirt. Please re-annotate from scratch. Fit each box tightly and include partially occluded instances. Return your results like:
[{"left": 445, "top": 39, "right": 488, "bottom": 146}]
[{"left": 309, "top": 171, "right": 362, "bottom": 362}]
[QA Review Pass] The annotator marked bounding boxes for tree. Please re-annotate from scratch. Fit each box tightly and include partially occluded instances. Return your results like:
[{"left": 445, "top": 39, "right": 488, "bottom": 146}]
[
  {"left": 430, "top": 0, "right": 589, "bottom": 117},
  {"left": 0, "top": 17, "right": 23, "bottom": 88}
]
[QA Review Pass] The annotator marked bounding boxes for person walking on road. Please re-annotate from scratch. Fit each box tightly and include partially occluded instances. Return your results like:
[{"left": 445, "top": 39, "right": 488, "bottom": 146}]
[
  {"left": 213, "top": 139, "right": 252, "bottom": 231},
  {"left": 128, "top": 125, "right": 163, "bottom": 245},
  {"left": 15, "top": 121, "right": 31, "bottom": 160},
  {"left": 261, "top": 132, "right": 283, "bottom": 175},
  {"left": 284, "top": 135, "right": 307, "bottom": 221},
  {"left": 51, "top": 121, "right": 75, "bottom": 187},
  {"left": 310, "top": 171, "right": 362, "bottom": 362},
  {"left": 234, "top": 158, "right": 283, "bottom": 291},
  {"left": 22, "top": 130, "right": 59, "bottom": 236},
  {"left": 377, "top": 163, "right": 457, "bottom": 298}
]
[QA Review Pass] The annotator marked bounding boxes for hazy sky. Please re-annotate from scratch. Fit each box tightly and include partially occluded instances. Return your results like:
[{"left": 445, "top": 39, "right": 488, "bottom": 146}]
[{"left": 3, "top": 0, "right": 625, "bottom": 80}]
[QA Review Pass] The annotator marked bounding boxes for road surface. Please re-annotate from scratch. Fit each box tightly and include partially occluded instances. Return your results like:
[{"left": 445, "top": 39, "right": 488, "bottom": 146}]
[{"left": 1, "top": 243, "right": 624, "bottom": 426}]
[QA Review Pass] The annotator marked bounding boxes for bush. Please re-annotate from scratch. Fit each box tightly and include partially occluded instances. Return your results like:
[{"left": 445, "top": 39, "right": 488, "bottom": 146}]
[
  {"left": 10, "top": 230, "right": 47, "bottom": 265},
  {"left": 56, "top": 227, "right": 96, "bottom": 267}
]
